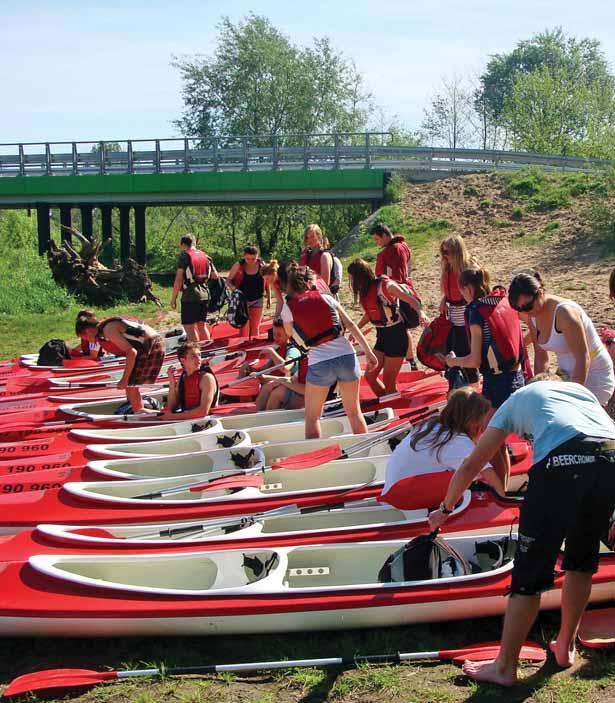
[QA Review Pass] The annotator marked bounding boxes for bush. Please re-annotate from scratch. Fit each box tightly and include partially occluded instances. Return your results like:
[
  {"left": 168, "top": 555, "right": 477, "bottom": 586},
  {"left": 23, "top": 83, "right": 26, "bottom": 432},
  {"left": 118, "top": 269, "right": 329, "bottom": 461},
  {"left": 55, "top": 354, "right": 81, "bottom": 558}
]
[
  {"left": 479, "top": 200, "right": 492, "bottom": 210},
  {"left": 510, "top": 207, "right": 524, "bottom": 221},
  {"left": 463, "top": 184, "right": 480, "bottom": 197},
  {"left": 383, "top": 173, "right": 407, "bottom": 204},
  {"left": 504, "top": 167, "right": 546, "bottom": 197},
  {"left": 543, "top": 221, "right": 560, "bottom": 233},
  {"left": 586, "top": 202, "right": 615, "bottom": 253},
  {"left": 530, "top": 189, "right": 570, "bottom": 212}
]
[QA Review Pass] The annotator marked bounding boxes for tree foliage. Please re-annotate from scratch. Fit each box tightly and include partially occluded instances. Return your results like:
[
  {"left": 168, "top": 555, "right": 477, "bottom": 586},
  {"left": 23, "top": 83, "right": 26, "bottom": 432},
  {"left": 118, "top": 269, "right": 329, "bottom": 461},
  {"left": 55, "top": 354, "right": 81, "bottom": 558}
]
[
  {"left": 421, "top": 76, "right": 475, "bottom": 149},
  {"left": 173, "top": 14, "right": 370, "bottom": 139}
]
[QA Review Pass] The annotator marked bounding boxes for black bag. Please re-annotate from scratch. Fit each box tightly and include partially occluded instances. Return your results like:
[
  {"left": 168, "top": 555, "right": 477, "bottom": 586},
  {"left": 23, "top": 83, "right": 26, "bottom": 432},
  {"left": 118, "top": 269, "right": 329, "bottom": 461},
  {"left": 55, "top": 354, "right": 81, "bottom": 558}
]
[
  {"left": 378, "top": 532, "right": 470, "bottom": 583},
  {"left": 114, "top": 395, "right": 162, "bottom": 415},
  {"left": 226, "top": 290, "right": 249, "bottom": 329},
  {"left": 207, "top": 278, "right": 229, "bottom": 313},
  {"left": 37, "top": 339, "right": 71, "bottom": 366}
]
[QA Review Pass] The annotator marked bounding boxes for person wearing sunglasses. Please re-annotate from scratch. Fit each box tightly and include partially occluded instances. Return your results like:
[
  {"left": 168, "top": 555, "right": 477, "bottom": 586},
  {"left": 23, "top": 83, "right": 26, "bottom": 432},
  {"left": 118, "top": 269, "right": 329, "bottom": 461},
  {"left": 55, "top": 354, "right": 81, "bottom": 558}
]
[
  {"left": 444, "top": 267, "right": 525, "bottom": 410},
  {"left": 439, "top": 234, "right": 479, "bottom": 389},
  {"left": 509, "top": 272, "right": 614, "bottom": 406}
]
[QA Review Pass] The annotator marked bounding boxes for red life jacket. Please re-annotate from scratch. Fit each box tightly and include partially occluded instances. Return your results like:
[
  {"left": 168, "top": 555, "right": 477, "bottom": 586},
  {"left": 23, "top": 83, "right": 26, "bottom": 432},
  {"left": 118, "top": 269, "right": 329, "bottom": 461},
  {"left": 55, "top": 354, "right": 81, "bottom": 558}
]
[
  {"left": 375, "top": 236, "right": 412, "bottom": 283},
  {"left": 360, "top": 276, "right": 402, "bottom": 328},
  {"left": 177, "top": 365, "right": 219, "bottom": 411},
  {"left": 183, "top": 248, "right": 211, "bottom": 288},
  {"left": 442, "top": 268, "right": 464, "bottom": 305},
  {"left": 300, "top": 248, "right": 332, "bottom": 277},
  {"left": 96, "top": 317, "right": 147, "bottom": 356},
  {"left": 467, "top": 290, "right": 524, "bottom": 374},
  {"left": 416, "top": 314, "right": 453, "bottom": 372},
  {"left": 286, "top": 290, "right": 342, "bottom": 348}
]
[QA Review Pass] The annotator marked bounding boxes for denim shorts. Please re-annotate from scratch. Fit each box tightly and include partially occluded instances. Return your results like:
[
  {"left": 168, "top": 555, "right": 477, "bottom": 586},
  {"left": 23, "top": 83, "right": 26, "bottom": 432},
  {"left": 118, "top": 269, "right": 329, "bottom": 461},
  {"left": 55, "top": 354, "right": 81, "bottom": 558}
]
[
  {"left": 482, "top": 369, "right": 524, "bottom": 409},
  {"left": 306, "top": 354, "right": 360, "bottom": 387}
]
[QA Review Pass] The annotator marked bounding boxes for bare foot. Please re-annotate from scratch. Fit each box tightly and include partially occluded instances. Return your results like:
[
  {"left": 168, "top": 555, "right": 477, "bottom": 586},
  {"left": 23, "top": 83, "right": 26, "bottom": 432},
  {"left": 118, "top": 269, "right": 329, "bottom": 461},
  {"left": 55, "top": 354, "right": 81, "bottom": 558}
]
[
  {"left": 549, "top": 639, "right": 576, "bottom": 667},
  {"left": 462, "top": 659, "right": 517, "bottom": 686}
]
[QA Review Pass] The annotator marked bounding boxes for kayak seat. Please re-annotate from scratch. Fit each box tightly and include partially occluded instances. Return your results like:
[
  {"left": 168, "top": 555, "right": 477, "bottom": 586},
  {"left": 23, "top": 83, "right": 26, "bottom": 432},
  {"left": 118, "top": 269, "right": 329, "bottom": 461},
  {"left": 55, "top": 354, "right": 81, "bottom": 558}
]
[
  {"left": 468, "top": 537, "right": 517, "bottom": 574},
  {"left": 217, "top": 432, "right": 244, "bottom": 448},
  {"left": 243, "top": 552, "right": 280, "bottom": 583},
  {"left": 231, "top": 448, "right": 261, "bottom": 469},
  {"left": 190, "top": 420, "right": 217, "bottom": 433}
]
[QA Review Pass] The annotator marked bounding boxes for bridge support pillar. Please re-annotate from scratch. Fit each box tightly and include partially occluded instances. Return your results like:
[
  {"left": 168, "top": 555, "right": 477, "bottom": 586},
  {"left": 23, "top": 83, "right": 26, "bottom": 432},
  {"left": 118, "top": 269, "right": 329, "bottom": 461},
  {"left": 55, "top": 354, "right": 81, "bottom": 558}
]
[
  {"left": 134, "top": 205, "right": 146, "bottom": 265},
  {"left": 119, "top": 205, "right": 131, "bottom": 261},
  {"left": 59, "top": 205, "right": 72, "bottom": 245},
  {"left": 100, "top": 205, "right": 113, "bottom": 247},
  {"left": 36, "top": 204, "right": 51, "bottom": 255},
  {"left": 80, "top": 205, "right": 93, "bottom": 240}
]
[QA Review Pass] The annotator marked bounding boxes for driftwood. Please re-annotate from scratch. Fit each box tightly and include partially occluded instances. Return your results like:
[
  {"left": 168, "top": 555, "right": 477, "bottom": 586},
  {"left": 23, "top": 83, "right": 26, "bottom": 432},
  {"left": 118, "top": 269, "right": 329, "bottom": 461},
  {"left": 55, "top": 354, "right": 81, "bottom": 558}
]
[{"left": 47, "top": 227, "right": 162, "bottom": 307}]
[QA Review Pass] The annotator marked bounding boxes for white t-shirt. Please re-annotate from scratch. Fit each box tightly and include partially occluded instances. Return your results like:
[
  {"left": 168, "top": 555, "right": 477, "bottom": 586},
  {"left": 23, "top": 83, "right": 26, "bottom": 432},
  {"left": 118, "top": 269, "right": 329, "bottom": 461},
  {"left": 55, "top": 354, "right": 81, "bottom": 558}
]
[
  {"left": 281, "top": 294, "right": 355, "bottom": 366},
  {"left": 382, "top": 426, "right": 483, "bottom": 496}
]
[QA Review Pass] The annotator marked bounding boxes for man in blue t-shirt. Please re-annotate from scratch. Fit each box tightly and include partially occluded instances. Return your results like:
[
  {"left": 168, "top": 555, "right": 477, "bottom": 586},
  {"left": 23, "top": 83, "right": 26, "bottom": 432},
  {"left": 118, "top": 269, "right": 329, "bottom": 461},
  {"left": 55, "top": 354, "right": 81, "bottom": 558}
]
[{"left": 429, "top": 378, "right": 615, "bottom": 686}]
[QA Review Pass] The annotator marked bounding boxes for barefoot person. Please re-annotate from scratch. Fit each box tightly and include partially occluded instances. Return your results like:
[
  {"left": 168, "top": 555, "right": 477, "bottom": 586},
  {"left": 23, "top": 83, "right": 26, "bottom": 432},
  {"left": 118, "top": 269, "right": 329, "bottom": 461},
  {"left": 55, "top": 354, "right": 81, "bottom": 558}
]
[
  {"left": 381, "top": 387, "right": 509, "bottom": 509},
  {"left": 429, "top": 378, "right": 615, "bottom": 686},
  {"left": 75, "top": 313, "right": 165, "bottom": 414},
  {"left": 509, "top": 272, "right": 615, "bottom": 406},
  {"left": 170, "top": 234, "right": 217, "bottom": 343},
  {"left": 446, "top": 267, "right": 525, "bottom": 410},
  {"left": 348, "top": 258, "right": 428, "bottom": 397},
  {"left": 281, "top": 265, "right": 378, "bottom": 438},
  {"left": 372, "top": 222, "right": 422, "bottom": 370},
  {"left": 160, "top": 342, "right": 218, "bottom": 420}
]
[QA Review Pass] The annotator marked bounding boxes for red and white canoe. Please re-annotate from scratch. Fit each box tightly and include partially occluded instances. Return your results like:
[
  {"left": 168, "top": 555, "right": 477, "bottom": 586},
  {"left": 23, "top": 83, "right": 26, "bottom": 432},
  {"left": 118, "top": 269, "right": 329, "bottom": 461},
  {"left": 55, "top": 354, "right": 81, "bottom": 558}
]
[{"left": 0, "top": 533, "right": 613, "bottom": 636}]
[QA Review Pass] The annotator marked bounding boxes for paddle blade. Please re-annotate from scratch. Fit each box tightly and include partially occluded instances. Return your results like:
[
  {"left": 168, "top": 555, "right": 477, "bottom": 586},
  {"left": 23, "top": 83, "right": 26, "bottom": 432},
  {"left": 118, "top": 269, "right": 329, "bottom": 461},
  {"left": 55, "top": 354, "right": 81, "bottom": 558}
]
[
  {"left": 189, "top": 474, "right": 264, "bottom": 492},
  {"left": 4, "top": 668, "right": 118, "bottom": 697},
  {"left": 441, "top": 641, "right": 546, "bottom": 663},
  {"left": 272, "top": 444, "right": 344, "bottom": 470},
  {"left": 578, "top": 608, "right": 615, "bottom": 648}
]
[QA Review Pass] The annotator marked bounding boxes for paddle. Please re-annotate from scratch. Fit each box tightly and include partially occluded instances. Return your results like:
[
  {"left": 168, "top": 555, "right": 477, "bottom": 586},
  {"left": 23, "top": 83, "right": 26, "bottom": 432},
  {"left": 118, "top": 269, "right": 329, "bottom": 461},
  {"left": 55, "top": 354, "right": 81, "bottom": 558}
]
[
  {"left": 132, "top": 421, "right": 413, "bottom": 499},
  {"left": 3, "top": 641, "right": 545, "bottom": 697},
  {"left": 578, "top": 607, "right": 615, "bottom": 649}
]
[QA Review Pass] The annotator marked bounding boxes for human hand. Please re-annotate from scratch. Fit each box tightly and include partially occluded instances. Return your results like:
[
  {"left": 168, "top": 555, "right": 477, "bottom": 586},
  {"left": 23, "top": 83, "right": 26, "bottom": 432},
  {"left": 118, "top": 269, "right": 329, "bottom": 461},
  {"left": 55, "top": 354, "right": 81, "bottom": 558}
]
[
  {"left": 428, "top": 508, "right": 448, "bottom": 532},
  {"left": 167, "top": 365, "right": 179, "bottom": 385},
  {"left": 445, "top": 352, "right": 457, "bottom": 367},
  {"left": 117, "top": 377, "right": 128, "bottom": 390},
  {"left": 170, "top": 298, "right": 177, "bottom": 311},
  {"left": 365, "top": 351, "right": 379, "bottom": 372},
  {"left": 419, "top": 311, "right": 430, "bottom": 327}
]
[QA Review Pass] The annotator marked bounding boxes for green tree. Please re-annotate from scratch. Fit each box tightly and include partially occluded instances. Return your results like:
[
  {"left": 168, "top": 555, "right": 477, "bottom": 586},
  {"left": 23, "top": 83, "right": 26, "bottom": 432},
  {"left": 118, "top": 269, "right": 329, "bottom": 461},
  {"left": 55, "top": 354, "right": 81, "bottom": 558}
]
[
  {"left": 421, "top": 76, "right": 475, "bottom": 149},
  {"left": 173, "top": 14, "right": 370, "bottom": 139},
  {"left": 502, "top": 63, "right": 615, "bottom": 157},
  {"left": 477, "top": 28, "right": 615, "bottom": 124}
]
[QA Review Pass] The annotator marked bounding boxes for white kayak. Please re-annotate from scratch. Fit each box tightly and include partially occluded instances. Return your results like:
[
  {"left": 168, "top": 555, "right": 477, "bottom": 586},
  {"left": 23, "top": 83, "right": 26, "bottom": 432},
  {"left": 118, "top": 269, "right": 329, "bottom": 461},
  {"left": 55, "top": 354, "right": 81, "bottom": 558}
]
[
  {"left": 70, "top": 401, "right": 349, "bottom": 443},
  {"left": 86, "top": 409, "right": 395, "bottom": 459},
  {"left": 5, "top": 533, "right": 613, "bottom": 636}
]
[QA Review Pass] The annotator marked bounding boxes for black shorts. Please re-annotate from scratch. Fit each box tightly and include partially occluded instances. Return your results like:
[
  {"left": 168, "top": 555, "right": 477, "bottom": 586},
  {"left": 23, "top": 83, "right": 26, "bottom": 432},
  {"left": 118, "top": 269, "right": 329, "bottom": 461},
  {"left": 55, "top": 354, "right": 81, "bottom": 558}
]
[
  {"left": 510, "top": 436, "right": 615, "bottom": 596},
  {"left": 181, "top": 300, "right": 208, "bottom": 325},
  {"left": 374, "top": 323, "right": 409, "bottom": 358}
]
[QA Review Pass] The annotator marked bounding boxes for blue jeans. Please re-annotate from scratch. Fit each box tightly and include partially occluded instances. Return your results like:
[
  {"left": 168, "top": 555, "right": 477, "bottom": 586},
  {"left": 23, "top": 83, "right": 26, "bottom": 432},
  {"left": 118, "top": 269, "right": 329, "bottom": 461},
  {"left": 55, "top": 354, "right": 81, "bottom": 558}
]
[
  {"left": 482, "top": 369, "right": 525, "bottom": 408},
  {"left": 306, "top": 354, "right": 360, "bottom": 387}
]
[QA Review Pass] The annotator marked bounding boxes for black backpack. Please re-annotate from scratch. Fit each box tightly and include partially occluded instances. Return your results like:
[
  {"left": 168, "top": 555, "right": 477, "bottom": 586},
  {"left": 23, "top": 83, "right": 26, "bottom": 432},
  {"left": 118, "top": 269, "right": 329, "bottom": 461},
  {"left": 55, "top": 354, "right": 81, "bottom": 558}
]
[
  {"left": 208, "top": 278, "right": 229, "bottom": 313},
  {"left": 378, "top": 532, "right": 470, "bottom": 583},
  {"left": 37, "top": 339, "right": 71, "bottom": 366},
  {"left": 226, "top": 289, "right": 249, "bottom": 329}
]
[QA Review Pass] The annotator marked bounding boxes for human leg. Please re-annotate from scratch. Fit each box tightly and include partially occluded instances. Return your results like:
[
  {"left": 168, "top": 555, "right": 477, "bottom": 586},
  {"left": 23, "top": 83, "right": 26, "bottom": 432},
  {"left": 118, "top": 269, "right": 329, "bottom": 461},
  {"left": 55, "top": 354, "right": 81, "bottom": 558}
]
[
  {"left": 197, "top": 320, "right": 211, "bottom": 341},
  {"left": 249, "top": 306, "right": 263, "bottom": 338},
  {"left": 183, "top": 323, "right": 198, "bottom": 342},
  {"left": 549, "top": 570, "right": 593, "bottom": 667},
  {"left": 364, "top": 350, "right": 385, "bottom": 396},
  {"left": 126, "top": 387, "right": 143, "bottom": 413},
  {"left": 338, "top": 378, "right": 368, "bottom": 435},
  {"left": 255, "top": 381, "right": 276, "bottom": 411},
  {"left": 303, "top": 382, "right": 331, "bottom": 438},
  {"left": 382, "top": 355, "right": 405, "bottom": 394}
]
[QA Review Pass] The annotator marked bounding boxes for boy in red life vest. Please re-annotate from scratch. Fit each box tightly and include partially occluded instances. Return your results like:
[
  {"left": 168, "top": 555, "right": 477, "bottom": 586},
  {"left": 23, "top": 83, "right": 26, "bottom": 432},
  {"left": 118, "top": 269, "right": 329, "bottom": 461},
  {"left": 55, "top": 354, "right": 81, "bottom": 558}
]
[
  {"left": 171, "top": 234, "right": 218, "bottom": 343},
  {"left": 371, "top": 222, "right": 421, "bottom": 370},
  {"left": 160, "top": 342, "right": 219, "bottom": 420}
]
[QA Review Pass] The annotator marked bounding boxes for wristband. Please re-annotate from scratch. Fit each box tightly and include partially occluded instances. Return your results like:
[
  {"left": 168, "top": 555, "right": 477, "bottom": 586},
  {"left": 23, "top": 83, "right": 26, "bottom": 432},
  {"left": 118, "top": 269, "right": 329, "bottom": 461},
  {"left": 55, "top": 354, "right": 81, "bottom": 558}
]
[{"left": 439, "top": 501, "right": 453, "bottom": 515}]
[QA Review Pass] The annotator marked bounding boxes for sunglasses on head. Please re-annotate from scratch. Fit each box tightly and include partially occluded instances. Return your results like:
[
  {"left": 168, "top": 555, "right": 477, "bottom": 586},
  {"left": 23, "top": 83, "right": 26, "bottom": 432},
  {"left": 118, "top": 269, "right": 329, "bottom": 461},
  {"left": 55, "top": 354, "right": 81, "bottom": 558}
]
[{"left": 511, "top": 292, "right": 538, "bottom": 312}]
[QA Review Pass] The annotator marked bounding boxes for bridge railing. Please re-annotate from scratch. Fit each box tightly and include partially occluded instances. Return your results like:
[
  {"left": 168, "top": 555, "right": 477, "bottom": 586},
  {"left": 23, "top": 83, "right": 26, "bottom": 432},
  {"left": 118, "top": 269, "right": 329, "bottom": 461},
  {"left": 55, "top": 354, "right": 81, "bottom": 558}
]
[{"left": 0, "top": 133, "right": 612, "bottom": 176}]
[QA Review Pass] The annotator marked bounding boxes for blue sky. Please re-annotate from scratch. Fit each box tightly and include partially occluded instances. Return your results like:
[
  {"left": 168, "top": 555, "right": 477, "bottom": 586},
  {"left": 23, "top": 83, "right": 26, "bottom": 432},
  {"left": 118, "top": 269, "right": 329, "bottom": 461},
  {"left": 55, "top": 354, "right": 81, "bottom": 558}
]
[{"left": 2, "top": 0, "right": 615, "bottom": 144}]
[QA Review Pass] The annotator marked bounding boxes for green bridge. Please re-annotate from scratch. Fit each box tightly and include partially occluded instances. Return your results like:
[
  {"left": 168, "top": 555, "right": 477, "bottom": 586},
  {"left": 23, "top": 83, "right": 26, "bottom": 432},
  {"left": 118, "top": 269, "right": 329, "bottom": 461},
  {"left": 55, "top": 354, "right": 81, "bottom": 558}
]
[{"left": 0, "top": 131, "right": 611, "bottom": 259}]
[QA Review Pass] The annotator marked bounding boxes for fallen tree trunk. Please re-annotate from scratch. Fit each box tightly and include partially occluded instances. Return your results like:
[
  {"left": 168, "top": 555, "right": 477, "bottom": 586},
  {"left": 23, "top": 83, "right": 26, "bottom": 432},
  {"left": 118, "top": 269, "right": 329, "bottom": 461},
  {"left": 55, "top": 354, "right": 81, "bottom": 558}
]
[{"left": 47, "top": 233, "right": 162, "bottom": 307}]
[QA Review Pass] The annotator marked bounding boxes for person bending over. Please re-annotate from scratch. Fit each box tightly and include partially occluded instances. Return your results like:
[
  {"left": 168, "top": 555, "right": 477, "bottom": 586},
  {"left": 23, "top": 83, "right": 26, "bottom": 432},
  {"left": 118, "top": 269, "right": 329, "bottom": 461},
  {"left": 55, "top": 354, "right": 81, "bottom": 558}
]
[{"left": 429, "top": 378, "right": 615, "bottom": 686}]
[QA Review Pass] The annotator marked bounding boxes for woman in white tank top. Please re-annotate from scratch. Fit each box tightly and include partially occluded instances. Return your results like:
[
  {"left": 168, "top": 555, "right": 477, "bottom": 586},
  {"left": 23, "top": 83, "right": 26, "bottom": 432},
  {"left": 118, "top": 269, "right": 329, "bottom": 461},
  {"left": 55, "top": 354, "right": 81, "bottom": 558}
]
[{"left": 508, "top": 273, "right": 614, "bottom": 406}]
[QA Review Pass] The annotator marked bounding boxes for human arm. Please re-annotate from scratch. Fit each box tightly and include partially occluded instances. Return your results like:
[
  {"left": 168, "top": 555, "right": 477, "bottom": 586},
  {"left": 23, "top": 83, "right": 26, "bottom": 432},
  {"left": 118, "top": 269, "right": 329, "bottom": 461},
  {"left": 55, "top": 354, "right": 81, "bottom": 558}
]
[
  {"left": 102, "top": 323, "right": 137, "bottom": 389},
  {"left": 170, "top": 269, "right": 184, "bottom": 311},
  {"left": 446, "top": 323, "right": 482, "bottom": 369},
  {"left": 357, "top": 312, "right": 370, "bottom": 329},
  {"left": 387, "top": 281, "right": 429, "bottom": 326},
  {"left": 165, "top": 365, "right": 181, "bottom": 413},
  {"left": 428, "top": 427, "right": 508, "bottom": 531},
  {"left": 226, "top": 263, "right": 240, "bottom": 292},
  {"left": 160, "top": 373, "right": 217, "bottom": 420},
  {"left": 272, "top": 285, "right": 284, "bottom": 318},
  {"left": 557, "top": 305, "right": 591, "bottom": 385},
  {"left": 320, "top": 252, "right": 332, "bottom": 287},
  {"left": 336, "top": 304, "right": 378, "bottom": 372},
  {"left": 261, "top": 374, "right": 306, "bottom": 396}
]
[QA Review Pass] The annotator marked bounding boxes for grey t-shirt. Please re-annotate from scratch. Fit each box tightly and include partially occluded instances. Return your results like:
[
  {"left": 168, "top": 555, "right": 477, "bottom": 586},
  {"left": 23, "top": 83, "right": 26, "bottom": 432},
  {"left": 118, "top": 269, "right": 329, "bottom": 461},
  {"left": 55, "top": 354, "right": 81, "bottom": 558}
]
[{"left": 489, "top": 380, "right": 615, "bottom": 463}]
